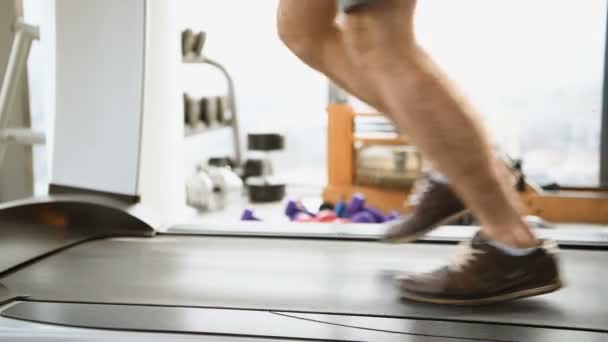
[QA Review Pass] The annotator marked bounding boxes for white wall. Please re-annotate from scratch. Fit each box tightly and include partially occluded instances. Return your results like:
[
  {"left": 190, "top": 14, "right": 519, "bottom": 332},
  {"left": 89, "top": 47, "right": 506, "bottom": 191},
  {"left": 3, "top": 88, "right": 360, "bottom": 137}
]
[
  {"left": 23, "top": 0, "right": 55, "bottom": 196},
  {"left": 177, "top": 0, "right": 328, "bottom": 187},
  {"left": 414, "top": 0, "right": 606, "bottom": 185},
  {"left": 138, "top": 0, "right": 192, "bottom": 225}
]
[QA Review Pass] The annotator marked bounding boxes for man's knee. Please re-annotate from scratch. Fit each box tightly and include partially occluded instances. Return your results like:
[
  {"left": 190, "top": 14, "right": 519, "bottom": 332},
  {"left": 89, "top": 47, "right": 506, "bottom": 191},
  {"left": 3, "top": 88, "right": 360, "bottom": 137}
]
[
  {"left": 277, "top": 27, "right": 319, "bottom": 65},
  {"left": 340, "top": 2, "right": 417, "bottom": 70},
  {"left": 277, "top": 16, "right": 330, "bottom": 70}
]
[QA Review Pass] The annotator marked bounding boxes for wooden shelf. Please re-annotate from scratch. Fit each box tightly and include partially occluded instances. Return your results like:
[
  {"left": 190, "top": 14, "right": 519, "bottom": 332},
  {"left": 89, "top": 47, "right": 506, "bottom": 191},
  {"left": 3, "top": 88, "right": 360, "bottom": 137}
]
[
  {"left": 522, "top": 190, "right": 608, "bottom": 223},
  {"left": 323, "top": 104, "right": 608, "bottom": 223},
  {"left": 354, "top": 133, "right": 410, "bottom": 146}
]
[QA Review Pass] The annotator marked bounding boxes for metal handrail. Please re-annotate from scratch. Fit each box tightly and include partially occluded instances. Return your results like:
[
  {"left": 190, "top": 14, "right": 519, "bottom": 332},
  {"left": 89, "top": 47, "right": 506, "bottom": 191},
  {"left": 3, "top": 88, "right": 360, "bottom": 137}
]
[
  {"left": 0, "top": 18, "right": 43, "bottom": 167},
  {"left": 182, "top": 55, "right": 243, "bottom": 166}
]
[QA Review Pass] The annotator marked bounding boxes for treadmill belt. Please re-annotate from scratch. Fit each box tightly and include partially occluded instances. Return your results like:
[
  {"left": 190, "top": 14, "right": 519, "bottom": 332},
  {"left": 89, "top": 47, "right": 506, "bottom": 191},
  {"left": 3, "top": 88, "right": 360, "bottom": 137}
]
[{"left": 0, "top": 235, "right": 606, "bottom": 333}]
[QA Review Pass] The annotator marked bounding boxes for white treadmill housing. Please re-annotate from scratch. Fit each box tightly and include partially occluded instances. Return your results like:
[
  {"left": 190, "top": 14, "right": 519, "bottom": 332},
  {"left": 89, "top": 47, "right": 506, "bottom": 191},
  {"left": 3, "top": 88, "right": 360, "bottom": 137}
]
[
  {"left": 51, "top": 0, "right": 186, "bottom": 222},
  {"left": 52, "top": 0, "right": 145, "bottom": 197}
]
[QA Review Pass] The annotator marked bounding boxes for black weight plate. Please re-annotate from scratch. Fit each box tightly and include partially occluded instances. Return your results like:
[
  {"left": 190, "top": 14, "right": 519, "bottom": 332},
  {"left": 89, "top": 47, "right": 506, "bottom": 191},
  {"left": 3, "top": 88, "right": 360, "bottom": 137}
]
[
  {"left": 248, "top": 183, "right": 286, "bottom": 203},
  {"left": 247, "top": 134, "right": 284, "bottom": 151},
  {"left": 242, "top": 159, "right": 268, "bottom": 179},
  {"left": 208, "top": 157, "right": 235, "bottom": 169}
]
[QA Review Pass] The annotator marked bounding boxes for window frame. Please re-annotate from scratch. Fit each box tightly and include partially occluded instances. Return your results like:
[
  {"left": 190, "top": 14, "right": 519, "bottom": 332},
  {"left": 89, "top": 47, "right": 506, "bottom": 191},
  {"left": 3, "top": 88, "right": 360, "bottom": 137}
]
[{"left": 601, "top": 3, "right": 608, "bottom": 188}]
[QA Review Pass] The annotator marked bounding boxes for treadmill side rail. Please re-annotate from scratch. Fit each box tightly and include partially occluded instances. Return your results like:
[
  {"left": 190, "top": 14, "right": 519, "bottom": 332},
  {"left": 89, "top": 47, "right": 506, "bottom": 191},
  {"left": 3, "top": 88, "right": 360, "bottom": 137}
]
[
  {"left": 0, "top": 283, "right": 9, "bottom": 305},
  {"left": 0, "top": 196, "right": 156, "bottom": 276}
]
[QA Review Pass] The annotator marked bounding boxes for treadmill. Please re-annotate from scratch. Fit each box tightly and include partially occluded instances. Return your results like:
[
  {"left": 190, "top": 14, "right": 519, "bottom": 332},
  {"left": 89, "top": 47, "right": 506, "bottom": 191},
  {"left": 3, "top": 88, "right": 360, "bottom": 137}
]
[
  {"left": 1, "top": 197, "right": 607, "bottom": 342},
  {"left": 1, "top": 1, "right": 607, "bottom": 341}
]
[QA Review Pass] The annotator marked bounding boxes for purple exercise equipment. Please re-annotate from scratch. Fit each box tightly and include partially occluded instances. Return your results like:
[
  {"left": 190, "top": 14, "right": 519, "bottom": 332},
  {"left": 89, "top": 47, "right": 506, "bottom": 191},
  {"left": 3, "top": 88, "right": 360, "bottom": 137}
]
[
  {"left": 351, "top": 211, "right": 376, "bottom": 223},
  {"left": 285, "top": 200, "right": 314, "bottom": 221},
  {"left": 364, "top": 207, "right": 386, "bottom": 223},
  {"left": 346, "top": 193, "right": 366, "bottom": 217},
  {"left": 241, "top": 209, "right": 261, "bottom": 221}
]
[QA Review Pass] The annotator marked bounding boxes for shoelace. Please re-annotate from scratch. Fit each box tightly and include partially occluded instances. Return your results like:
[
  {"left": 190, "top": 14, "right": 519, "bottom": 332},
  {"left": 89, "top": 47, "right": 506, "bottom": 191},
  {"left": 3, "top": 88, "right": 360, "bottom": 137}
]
[
  {"left": 408, "top": 176, "right": 433, "bottom": 205},
  {"left": 447, "top": 242, "right": 486, "bottom": 272}
]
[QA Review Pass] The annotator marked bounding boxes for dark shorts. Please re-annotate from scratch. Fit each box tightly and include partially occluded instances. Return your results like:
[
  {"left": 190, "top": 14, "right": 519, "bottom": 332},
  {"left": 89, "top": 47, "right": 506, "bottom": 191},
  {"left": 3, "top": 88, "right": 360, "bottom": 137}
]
[{"left": 338, "top": 0, "right": 378, "bottom": 13}]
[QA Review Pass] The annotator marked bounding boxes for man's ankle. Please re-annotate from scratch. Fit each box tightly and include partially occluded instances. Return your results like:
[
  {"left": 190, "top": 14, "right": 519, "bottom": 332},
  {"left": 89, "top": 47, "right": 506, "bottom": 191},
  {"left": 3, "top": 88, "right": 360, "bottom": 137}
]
[{"left": 481, "top": 224, "right": 539, "bottom": 249}]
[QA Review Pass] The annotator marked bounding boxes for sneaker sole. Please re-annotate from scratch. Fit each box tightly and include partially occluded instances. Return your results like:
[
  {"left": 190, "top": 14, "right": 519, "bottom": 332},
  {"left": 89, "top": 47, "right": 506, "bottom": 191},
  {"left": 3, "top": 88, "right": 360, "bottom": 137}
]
[
  {"left": 399, "top": 280, "right": 563, "bottom": 306},
  {"left": 383, "top": 209, "right": 472, "bottom": 244}
]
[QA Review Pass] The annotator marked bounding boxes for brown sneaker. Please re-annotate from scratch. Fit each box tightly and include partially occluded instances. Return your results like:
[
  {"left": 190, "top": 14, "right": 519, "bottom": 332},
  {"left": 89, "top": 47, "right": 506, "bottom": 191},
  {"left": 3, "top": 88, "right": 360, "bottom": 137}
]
[
  {"left": 397, "top": 232, "right": 563, "bottom": 305},
  {"left": 383, "top": 172, "right": 470, "bottom": 243}
]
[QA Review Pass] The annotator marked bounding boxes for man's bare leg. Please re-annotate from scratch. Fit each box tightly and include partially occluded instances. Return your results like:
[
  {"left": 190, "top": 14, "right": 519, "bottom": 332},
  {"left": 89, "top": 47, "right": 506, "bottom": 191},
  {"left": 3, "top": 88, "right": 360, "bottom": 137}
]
[
  {"left": 278, "top": 0, "right": 561, "bottom": 305},
  {"left": 279, "top": 0, "right": 533, "bottom": 247},
  {"left": 338, "top": 0, "right": 536, "bottom": 247}
]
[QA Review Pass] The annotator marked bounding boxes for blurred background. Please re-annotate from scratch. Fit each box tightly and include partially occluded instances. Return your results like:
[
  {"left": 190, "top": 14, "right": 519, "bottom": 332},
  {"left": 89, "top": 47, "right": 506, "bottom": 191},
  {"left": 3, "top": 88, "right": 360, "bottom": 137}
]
[
  {"left": 179, "top": 0, "right": 607, "bottom": 189},
  {"left": 2, "top": 0, "right": 607, "bottom": 205}
]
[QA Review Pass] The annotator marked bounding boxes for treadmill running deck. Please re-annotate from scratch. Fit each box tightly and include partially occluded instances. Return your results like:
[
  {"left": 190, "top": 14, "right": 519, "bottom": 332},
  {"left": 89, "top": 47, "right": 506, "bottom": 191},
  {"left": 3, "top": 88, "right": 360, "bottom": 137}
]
[{"left": 0, "top": 235, "right": 606, "bottom": 334}]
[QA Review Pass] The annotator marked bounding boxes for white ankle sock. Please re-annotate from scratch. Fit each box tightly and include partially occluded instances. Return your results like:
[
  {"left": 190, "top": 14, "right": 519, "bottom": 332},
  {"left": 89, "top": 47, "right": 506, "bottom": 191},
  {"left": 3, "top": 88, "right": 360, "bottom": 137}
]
[
  {"left": 486, "top": 238, "right": 537, "bottom": 256},
  {"left": 429, "top": 171, "right": 449, "bottom": 184}
]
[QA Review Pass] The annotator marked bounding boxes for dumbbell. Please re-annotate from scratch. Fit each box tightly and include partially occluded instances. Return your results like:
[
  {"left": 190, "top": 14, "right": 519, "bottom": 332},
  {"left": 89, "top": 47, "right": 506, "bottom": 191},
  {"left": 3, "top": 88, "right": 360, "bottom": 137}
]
[
  {"left": 245, "top": 133, "right": 286, "bottom": 203},
  {"left": 181, "top": 29, "right": 205, "bottom": 58}
]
